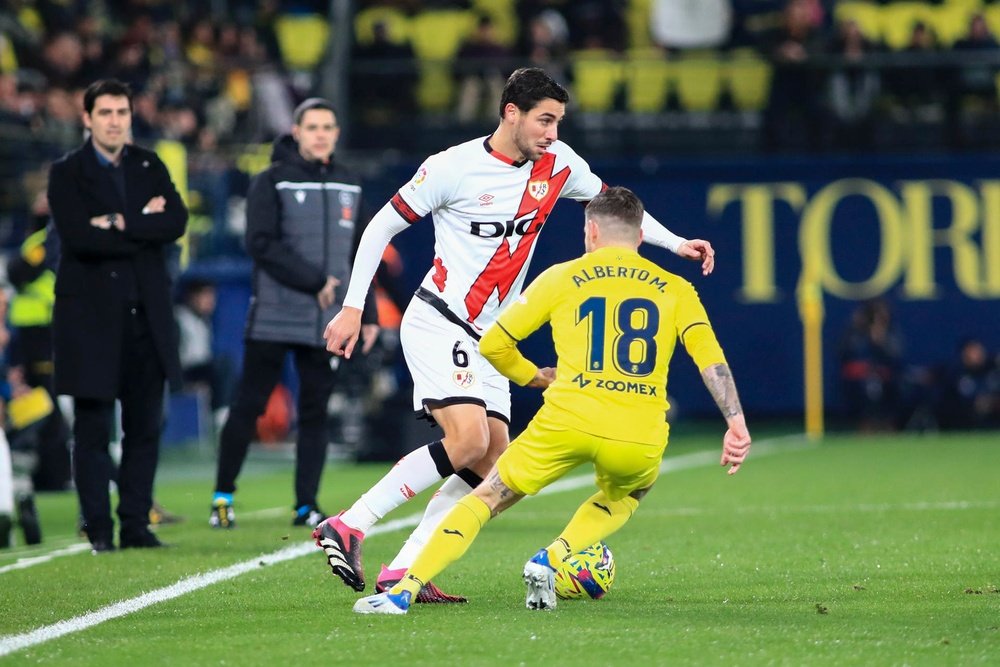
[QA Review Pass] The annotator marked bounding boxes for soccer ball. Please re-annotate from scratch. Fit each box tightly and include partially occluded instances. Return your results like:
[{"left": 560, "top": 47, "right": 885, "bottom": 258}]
[{"left": 554, "top": 542, "right": 616, "bottom": 600}]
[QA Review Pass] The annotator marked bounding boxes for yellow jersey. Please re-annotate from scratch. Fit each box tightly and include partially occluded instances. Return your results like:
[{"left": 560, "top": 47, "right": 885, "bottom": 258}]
[{"left": 480, "top": 246, "right": 726, "bottom": 445}]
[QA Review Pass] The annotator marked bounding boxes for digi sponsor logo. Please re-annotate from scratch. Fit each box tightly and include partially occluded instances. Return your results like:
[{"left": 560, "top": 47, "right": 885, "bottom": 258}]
[
  {"left": 469, "top": 217, "right": 538, "bottom": 238},
  {"left": 453, "top": 370, "right": 475, "bottom": 389}
]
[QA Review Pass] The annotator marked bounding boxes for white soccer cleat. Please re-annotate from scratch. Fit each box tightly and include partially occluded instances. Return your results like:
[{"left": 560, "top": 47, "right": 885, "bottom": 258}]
[
  {"left": 523, "top": 549, "right": 558, "bottom": 611},
  {"left": 352, "top": 590, "right": 411, "bottom": 615}
]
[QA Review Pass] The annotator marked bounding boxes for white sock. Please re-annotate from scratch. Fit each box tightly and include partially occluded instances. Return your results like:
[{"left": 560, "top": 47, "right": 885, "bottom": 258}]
[
  {"left": 388, "top": 474, "right": 474, "bottom": 571},
  {"left": 341, "top": 444, "right": 450, "bottom": 532}
]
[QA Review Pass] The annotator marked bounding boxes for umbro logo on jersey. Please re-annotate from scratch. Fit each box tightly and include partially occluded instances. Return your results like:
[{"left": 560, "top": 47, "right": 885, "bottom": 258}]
[
  {"left": 528, "top": 180, "right": 549, "bottom": 200},
  {"left": 478, "top": 194, "right": 494, "bottom": 206},
  {"left": 294, "top": 190, "right": 306, "bottom": 204}
]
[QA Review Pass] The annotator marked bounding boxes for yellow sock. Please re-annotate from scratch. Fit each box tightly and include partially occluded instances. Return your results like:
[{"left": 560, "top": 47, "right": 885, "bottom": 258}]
[
  {"left": 390, "top": 495, "right": 492, "bottom": 597},
  {"left": 548, "top": 491, "right": 639, "bottom": 562}
]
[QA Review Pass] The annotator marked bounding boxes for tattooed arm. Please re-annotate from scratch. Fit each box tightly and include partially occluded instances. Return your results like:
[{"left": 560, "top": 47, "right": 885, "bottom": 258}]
[{"left": 700, "top": 363, "right": 752, "bottom": 475}]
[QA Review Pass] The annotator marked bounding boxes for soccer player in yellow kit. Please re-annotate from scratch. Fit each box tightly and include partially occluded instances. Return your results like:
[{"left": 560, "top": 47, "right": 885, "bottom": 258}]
[{"left": 352, "top": 187, "right": 751, "bottom": 614}]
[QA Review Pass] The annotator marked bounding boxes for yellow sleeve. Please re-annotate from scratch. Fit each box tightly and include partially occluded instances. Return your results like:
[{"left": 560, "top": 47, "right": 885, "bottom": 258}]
[
  {"left": 676, "top": 281, "right": 727, "bottom": 371},
  {"left": 479, "top": 324, "right": 538, "bottom": 386},
  {"left": 479, "top": 265, "right": 561, "bottom": 385}
]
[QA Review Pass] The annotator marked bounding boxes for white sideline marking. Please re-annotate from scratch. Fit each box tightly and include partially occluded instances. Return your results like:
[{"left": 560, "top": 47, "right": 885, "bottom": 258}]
[
  {"left": 0, "top": 436, "right": 808, "bottom": 656},
  {"left": 0, "top": 543, "right": 92, "bottom": 574},
  {"left": 0, "top": 507, "right": 290, "bottom": 575}
]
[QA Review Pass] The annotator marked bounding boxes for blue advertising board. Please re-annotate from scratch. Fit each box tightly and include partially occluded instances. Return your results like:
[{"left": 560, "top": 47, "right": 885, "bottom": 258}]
[
  {"left": 198, "top": 153, "right": 1000, "bottom": 436},
  {"left": 366, "top": 154, "right": 999, "bottom": 431}
]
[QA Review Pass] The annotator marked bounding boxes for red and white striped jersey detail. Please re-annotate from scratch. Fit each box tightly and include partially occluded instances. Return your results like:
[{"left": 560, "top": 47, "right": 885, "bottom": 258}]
[{"left": 394, "top": 136, "right": 602, "bottom": 332}]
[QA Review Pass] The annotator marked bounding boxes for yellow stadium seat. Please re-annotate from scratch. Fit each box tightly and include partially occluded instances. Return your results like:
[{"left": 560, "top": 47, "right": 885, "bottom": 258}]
[
  {"left": 931, "top": 3, "right": 977, "bottom": 47},
  {"left": 834, "top": 2, "right": 882, "bottom": 44},
  {"left": 471, "top": 0, "right": 518, "bottom": 47},
  {"left": 879, "top": 2, "right": 938, "bottom": 51},
  {"left": 274, "top": 14, "right": 329, "bottom": 69},
  {"left": 416, "top": 62, "right": 456, "bottom": 113},
  {"left": 624, "top": 49, "right": 670, "bottom": 113},
  {"left": 674, "top": 54, "right": 723, "bottom": 112},
  {"left": 626, "top": 0, "right": 654, "bottom": 50},
  {"left": 409, "top": 10, "right": 476, "bottom": 62},
  {"left": 571, "top": 50, "right": 625, "bottom": 112},
  {"left": 725, "top": 53, "right": 772, "bottom": 112},
  {"left": 354, "top": 6, "right": 410, "bottom": 45}
]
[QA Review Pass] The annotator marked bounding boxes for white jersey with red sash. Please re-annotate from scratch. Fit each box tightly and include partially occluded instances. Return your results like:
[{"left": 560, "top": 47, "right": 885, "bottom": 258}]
[{"left": 390, "top": 136, "right": 603, "bottom": 335}]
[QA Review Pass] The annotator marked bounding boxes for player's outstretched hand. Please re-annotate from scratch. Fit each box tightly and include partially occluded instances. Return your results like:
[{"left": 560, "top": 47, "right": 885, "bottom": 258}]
[
  {"left": 527, "top": 367, "right": 556, "bottom": 389},
  {"left": 678, "top": 239, "right": 715, "bottom": 276},
  {"left": 324, "top": 307, "right": 362, "bottom": 358},
  {"left": 720, "top": 425, "right": 751, "bottom": 475}
]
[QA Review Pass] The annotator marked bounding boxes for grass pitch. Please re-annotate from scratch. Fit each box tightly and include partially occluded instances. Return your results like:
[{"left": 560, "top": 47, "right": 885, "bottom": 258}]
[{"left": 1, "top": 430, "right": 997, "bottom": 666}]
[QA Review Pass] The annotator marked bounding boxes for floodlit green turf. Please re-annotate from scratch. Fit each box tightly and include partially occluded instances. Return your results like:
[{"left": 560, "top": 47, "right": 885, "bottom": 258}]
[{"left": 1, "top": 431, "right": 997, "bottom": 666}]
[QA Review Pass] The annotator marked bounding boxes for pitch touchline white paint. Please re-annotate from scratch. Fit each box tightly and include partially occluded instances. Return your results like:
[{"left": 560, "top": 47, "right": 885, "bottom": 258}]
[
  {"left": 0, "top": 543, "right": 92, "bottom": 574},
  {"left": 0, "top": 437, "right": 808, "bottom": 657}
]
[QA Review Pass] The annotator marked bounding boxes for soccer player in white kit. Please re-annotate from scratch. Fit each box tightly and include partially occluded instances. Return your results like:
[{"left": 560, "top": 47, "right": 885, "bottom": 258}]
[{"left": 314, "top": 68, "right": 715, "bottom": 601}]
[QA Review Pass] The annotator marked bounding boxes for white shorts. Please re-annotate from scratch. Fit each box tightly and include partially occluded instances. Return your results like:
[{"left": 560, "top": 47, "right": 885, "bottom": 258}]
[{"left": 400, "top": 294, "right": 511, "bottom": 423}]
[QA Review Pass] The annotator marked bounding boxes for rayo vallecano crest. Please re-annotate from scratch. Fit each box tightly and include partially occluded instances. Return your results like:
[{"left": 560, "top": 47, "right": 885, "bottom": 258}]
[
  {"left": 528, "top": 180, "right": 548, "bottom": 201},
  {"left": 453, "top": 370, "right": 475, "bottom": 389},
  {"left": 294, "top": 190, "right": 306, "bottom": 204}
]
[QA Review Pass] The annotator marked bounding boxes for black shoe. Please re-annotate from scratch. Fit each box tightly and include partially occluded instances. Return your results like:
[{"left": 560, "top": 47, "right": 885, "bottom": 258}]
[
  {"left": 120, "top": 529, "right": 165, "bottom": 549},
  {"left": 90, "top": 537, "right": 116, "bottom": 555},
  {"left": 16, "top": 495, "right": 42, "bottom": 545},
  {"left": 292, "top": 504, "right": 326, "bottom": 528}
]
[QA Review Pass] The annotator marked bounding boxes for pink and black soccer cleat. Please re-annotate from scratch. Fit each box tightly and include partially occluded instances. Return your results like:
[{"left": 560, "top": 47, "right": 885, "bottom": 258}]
[
  {"left": 375, "top": 564, "right": 468, "bottom": 603},
  {"left": 312, "top": 512, "right": 366, "bottom": 591}
]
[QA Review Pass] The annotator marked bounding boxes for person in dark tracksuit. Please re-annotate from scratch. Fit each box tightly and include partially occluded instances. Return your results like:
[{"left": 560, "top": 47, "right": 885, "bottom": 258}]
[{"left": 210, "top": 98, "right": 379, "bottom": 529}]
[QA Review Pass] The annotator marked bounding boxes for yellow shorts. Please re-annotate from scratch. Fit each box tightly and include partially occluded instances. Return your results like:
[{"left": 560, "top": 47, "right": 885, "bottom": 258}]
[{"left": 496, "top": 413, "right": 666, "bottom": 501}]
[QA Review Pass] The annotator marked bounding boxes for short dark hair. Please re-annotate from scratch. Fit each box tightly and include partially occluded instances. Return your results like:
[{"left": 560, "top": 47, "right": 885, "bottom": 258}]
[
  {"left": 83, "top": 79, "right": 133, "bottom": 114},
  {"left": 293, "top": 97, "right": 337, "bottom": 125},
  {"left": 586, "top": 186, "right": 645, "bottom": 232},
  {"left": 499, "top": 67, "right": 569, "bottom": 118}
]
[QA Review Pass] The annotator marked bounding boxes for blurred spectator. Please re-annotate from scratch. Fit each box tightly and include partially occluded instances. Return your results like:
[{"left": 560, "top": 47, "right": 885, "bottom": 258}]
[
  {"left": 0, "top": 285, "right": 42, "bottom": 546},
  {"left": 651, "top": 0, "right": 733, "bottom": 51},
  {"left": 885, "top": 22, "right": 945, "bottom": 123},
  {"left": 825, "top": 19, "right": 880, "bottom": 151},
  {"left": 837, "top": 299, "right": 904, "bottom": 432},
  {"left": 175, "top": 278, "right": 232, "bottom": 414},
  {"left": 351, "top": 20, "right": 416, "bottom": 127},
  {"left": 764, "top": 0, "right": 829, "bottom": 152},
  {"left": 7, "top": 194, "right": 72, "bottom": 492},
  {"left": 522, "top": 10, "right": 570, "bottom": 88},
  {"left": 37, "top": 31, "right": 86, "bottom": 89},
  {"left": 953, "top": 14, "right": 999, "bottom": 109},
  {"left": 455, "top": 15, "right": 514, "bottom": 124},
  {"left": 939, "top": 338, "right": 1000, "bottom": 430},
  {"left": 566, "top": 0, "right": 625, "bottom": 51}
]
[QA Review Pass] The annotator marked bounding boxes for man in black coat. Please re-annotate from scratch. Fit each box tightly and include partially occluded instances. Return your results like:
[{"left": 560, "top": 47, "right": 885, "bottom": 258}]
[
  {"left": 48, "top": 79, "right": 187, "bottom": 553},
  {"left": 209, "top": 98, "right": 378, "bottom": 530}
]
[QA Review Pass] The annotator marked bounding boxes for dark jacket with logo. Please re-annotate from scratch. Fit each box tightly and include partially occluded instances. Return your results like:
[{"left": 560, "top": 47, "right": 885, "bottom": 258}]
[
  {"left": 47, "top": 139, "right": 187, "bottom": 399},
  {"left": 245, "top": 135, "right": 376, "bottom": 346}
]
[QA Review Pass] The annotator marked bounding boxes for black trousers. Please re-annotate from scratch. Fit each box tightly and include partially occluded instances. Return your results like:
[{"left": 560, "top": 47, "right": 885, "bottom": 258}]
[
  {"left": 17, "top": 325, "right": 72, "bottom": 491},
  {"left": 214, "top": 340, "right": 336, "bottom": 508},
  {"left": 73, "top": 307, "right": 165, "bottom": 540}
]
